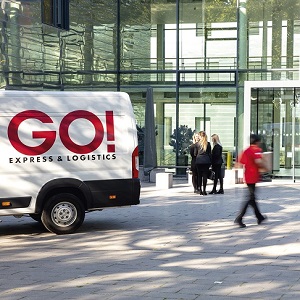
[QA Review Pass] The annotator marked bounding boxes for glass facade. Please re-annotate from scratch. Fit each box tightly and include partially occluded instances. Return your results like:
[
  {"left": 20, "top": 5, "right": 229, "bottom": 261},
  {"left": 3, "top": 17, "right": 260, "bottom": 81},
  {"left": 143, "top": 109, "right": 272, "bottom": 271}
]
[
  {"left": 247, "top": 83, "right": 300, "bottom": 180},
  {"left": 1, "top": 0, "right": 300, "bottom": 177}
]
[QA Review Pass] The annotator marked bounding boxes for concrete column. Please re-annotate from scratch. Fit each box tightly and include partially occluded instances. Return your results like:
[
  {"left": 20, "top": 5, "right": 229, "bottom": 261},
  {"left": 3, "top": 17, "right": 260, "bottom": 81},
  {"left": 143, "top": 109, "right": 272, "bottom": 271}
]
[
  {"left": 9, "top": 1, "right": 22, "bottom": 85},
  {"left": 285, "top": 100, "right": 292, "bottom": 169},
  {"left": 286, "top": 7, "right": 294, "bottom": 79},
  {"left": 238, "top": 0, "right": 247, "bottom": 71},
  {"left": 155, "top": 100, "right": 164, "bottom": 165},
  {"left": 271, "top": 1, "right": 283, "bottom": 80},
  {"left": 262, "top": 1, "right": 268, "bottom": 80},
  {"left": 237, "top": 0, "right": 248, "bottom": 155},
  {"left": 157, "top": 24, "right": 165, "bottom": 82},
  {"left": 273, "top": 100, "right": 281, "bottom": 171},
  {"left": 83, "top": 23, "right": 94, "bottom": 84}
]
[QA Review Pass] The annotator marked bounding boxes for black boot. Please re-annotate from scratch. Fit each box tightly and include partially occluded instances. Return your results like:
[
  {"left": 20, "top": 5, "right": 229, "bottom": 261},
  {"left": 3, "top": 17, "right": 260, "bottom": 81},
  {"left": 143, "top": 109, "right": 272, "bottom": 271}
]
[
  {"left": 234, "top": 217, "right": 246, "bottom": 228},
  {"left": 217, "top": 189, "right": 224, "bottom": 194},
  {"left": 209, "top": 189, "right": 217, "bottom": 194}
]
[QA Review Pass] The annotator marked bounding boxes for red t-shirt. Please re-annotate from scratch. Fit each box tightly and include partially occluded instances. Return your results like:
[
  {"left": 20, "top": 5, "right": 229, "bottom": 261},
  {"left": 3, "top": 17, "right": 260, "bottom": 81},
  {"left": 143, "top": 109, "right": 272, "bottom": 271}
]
[{"left": 239, "top": 145, "right": 262, "bottom": 184}]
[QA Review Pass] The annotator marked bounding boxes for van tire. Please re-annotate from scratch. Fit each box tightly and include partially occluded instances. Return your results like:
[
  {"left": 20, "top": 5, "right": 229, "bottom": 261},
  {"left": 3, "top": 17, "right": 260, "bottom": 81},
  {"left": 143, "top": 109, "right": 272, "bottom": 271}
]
[{"left": 41, "top": 193, "right": 85, "bottom": 234}]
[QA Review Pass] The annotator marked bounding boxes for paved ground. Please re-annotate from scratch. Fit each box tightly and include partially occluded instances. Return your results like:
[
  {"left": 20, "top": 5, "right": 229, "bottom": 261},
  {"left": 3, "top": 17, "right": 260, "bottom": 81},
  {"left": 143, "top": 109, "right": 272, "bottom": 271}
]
[{"left": 1, "top": 179, "right": 300, "bottom": 300}]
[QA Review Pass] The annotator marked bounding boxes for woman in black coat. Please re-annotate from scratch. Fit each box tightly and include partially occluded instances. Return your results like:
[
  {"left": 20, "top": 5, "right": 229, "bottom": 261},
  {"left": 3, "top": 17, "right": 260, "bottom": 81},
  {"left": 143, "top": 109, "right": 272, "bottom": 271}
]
[
  {"left": 190, "top": 133, "right": 200, "bottom": 193},
  {"left": 194, "top": 131, "right": 212, "bottom": 196},
  {"left": 209, "top": 134, "right": 224, "bottom": 194}
]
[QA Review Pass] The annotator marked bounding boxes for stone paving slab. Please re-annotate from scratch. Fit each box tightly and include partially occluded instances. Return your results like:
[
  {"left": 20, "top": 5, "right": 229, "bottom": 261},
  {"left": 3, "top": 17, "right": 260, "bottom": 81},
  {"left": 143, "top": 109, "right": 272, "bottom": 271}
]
[{"left": 0, "top": 179, "right": 300, "bottom": 299}]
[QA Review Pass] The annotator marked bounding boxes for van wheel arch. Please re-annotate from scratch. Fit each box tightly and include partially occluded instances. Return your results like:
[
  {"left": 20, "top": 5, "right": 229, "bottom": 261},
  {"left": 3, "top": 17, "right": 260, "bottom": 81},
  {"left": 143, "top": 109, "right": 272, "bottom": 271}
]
[
  {"left": 35, "top": 178, "right": 93, "bottom": 214},
  {"left": 29, "top": 213, "right": 42, "bottom": 223}
]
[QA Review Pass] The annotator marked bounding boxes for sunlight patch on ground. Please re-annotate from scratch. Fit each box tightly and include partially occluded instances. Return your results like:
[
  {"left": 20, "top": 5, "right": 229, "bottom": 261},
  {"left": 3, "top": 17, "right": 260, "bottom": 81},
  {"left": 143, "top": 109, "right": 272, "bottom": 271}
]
[{"left": 237, "top": 242, "right": 300, "bottom": 257}]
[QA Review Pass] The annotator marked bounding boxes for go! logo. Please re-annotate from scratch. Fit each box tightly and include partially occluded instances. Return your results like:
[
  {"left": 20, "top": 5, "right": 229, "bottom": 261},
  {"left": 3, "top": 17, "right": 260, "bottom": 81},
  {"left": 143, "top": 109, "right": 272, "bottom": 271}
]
[{"left": 7, "top": 110, "right": 115, "bottom": 155}]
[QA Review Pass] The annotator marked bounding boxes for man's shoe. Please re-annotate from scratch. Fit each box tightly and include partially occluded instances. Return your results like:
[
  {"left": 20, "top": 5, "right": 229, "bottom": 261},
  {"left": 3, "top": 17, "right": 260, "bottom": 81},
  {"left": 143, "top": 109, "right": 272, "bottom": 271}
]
[
  {"left": 209, "top": 190, "right": 217, "bottom": 194},
  {"left": 203, "top": 191, "right": 207, "bottom": 195},
  {"left": 257, "top": 215, "right": 267, "bottom": 225},
  {"left": 234, "top": 218, "right": 246, "bottom": 228},
  {"left": 217, "top": 189, "right": 224, "bottom": 194}
]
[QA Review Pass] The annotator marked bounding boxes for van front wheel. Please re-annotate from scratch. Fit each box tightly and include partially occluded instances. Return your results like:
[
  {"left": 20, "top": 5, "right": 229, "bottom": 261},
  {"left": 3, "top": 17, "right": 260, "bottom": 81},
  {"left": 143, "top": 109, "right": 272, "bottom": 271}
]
[{"left": 41, "top": 193, "right": 85, "bottom": 234}]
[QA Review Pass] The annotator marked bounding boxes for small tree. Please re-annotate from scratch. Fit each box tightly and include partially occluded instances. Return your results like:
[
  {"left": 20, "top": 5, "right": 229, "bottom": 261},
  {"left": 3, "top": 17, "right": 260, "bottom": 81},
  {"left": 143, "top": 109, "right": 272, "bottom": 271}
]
[{"left": 169, "top": 125, "right": 193, "bottom": 156}]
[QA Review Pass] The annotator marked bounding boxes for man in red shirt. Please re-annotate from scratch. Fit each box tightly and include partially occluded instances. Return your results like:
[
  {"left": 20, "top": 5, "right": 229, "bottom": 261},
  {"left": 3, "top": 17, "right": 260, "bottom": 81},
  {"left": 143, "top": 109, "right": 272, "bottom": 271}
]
[{"left": 234, "top": 134, "right": 267, "bottom": 228}]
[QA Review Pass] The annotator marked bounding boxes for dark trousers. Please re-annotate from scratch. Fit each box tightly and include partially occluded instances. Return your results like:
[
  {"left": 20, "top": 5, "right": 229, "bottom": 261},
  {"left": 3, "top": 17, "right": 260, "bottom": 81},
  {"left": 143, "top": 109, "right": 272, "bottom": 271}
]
[
  {"left": 191, "top": 161, "right": 198, "bottom": 191},
  {"left": 192, "top": 169, "right": 198, "bottom": 191},
  {"left": 236, "top": 183, "right": 264, "bottom": 221},
  {"left": 211, "top": 164, "right": 223, "bottom": 191},
  {"left": 196, "top": 164, "right": 210, "bottom": 192}
]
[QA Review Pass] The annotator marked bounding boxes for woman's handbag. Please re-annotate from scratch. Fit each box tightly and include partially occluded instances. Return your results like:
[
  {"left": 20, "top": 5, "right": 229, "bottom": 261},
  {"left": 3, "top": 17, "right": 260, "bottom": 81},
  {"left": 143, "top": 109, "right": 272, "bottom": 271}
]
[{"left": 208, "top": 168, "right": 215, "bottom": 181}]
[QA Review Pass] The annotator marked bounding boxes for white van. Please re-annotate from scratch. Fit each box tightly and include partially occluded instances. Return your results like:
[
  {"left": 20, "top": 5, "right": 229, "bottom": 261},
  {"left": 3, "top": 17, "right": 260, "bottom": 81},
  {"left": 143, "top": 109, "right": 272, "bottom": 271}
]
[{"left": 0, "top": 91, "right": 140, "bottom": 234}]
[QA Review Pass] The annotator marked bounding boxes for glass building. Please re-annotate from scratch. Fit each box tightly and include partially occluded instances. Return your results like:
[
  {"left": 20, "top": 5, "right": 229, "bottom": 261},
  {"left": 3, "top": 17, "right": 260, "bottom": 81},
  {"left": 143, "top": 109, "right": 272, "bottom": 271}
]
[{"left": 1, "top": 0, "right": 300, "bottom": 179}]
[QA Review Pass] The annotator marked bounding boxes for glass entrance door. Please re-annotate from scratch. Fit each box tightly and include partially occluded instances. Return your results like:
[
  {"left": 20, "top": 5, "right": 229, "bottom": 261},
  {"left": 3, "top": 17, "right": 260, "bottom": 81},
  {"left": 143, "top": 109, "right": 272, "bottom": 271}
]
[{"left": 251, "top": 87, "right": 300, "bottom": 180}]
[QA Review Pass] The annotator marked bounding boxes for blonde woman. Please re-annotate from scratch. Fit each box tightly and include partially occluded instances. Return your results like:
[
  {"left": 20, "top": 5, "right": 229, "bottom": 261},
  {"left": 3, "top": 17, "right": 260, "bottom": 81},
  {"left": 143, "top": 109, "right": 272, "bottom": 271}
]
[
  {"left": 190, "top": 132, "right": 200, "bottom": 193},
  {"left": 209, "top": 134, "right": 224, "bottom": 194},
  {"left": 194, "top": 131, "right": 211, "bottom": 195}
]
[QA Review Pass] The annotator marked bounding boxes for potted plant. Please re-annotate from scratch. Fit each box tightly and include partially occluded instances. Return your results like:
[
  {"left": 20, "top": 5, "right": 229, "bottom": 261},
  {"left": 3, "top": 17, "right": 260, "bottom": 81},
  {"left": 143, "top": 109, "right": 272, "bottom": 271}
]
[{"left": 169, "top": 125, "right": 193, "bottom": 175}]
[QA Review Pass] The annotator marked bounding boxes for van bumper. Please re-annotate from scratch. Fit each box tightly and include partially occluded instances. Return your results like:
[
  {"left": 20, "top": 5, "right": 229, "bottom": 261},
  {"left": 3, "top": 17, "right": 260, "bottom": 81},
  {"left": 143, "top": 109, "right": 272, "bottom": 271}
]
[{"left": 85, "top": 178, "right": 140, "bottom": 209}]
